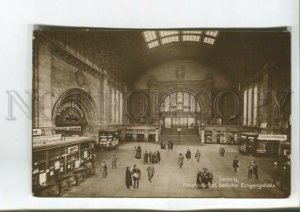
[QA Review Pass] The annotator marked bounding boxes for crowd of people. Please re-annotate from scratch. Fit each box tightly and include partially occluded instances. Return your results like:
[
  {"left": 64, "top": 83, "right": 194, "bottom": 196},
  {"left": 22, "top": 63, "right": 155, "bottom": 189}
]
[{"left": 94, "top": 143, "right": 286, "bottom": 192}]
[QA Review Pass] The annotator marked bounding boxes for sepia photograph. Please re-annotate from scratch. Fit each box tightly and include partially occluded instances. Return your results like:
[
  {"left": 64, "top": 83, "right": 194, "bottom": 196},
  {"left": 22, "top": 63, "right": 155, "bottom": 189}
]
[{"left": 31, "top": 28, "right": 291, "bottom": 198}]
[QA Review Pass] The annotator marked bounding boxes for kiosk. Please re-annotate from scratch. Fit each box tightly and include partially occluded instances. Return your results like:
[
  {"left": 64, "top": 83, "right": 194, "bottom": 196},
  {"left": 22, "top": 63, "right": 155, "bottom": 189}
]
[
  {"left": 204, "top": 131, "right": 212, "bottom": 143},
  {"left": 238, "top": 133, "right": 259, "bottom": 155},
  {"left": 98, "top": 130, "right": 119, "bottom": 150},
  {"left": 255, "top": 134, "right": 287, "bottom": 157},
  {"left": 32, "top": 137, "right": 94, "bottom": 196}
]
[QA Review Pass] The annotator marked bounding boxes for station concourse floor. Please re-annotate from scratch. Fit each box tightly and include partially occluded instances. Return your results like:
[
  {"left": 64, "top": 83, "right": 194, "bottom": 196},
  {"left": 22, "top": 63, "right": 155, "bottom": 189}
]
[{"left": 63, "top": 141, "right": 288, "bottom": 198}]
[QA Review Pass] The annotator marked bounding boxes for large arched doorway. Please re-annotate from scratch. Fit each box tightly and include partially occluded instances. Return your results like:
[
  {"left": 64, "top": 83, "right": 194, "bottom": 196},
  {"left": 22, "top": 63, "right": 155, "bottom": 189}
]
[
  {"left": 52, "top": 88, "right": 97, "bottom": 136},
  {"left": 160, "top": 91, "right": 201, "bottom": 128}
]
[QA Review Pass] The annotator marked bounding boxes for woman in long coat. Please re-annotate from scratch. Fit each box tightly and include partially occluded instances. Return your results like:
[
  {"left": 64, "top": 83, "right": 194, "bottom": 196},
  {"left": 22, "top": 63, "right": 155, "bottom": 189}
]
[
  {"left": 125, "top": 166, "right": 132, "bottom": 189},
  {"left": 195, "top": 150, "right": 201, "bottom": 163},
  {"left": 178, "top": 153, "right": 184, "bottom": 168}
]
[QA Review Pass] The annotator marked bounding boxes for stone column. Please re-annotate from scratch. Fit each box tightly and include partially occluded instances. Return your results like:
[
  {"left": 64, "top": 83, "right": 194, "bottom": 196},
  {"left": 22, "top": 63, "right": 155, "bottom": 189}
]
[{"left": 36, "top": 40, "right": 53, "bottom": 128}]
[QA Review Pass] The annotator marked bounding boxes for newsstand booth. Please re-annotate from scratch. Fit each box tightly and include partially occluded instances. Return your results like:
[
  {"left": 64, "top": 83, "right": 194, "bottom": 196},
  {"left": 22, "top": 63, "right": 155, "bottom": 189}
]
[
  {"left": 255, "top": 134, "right": 287, "bottom": 157},
  {"left": 32, "top": 137, "right": 94, "bottom": 196},
  {"left": 217, "top": 131, "right": 227, "bottom": 144},
  {"left": 148, "top": 130, "right": 156, "bottom": 142},
  {"left": 238, "top": 133, "right": 259, "bottom": 155},
  {"left": 204, "top": 131, "right": 212, "bottom": 143},
  {"left": 98, "top": 130, "right": 119, "bottom": 150}
]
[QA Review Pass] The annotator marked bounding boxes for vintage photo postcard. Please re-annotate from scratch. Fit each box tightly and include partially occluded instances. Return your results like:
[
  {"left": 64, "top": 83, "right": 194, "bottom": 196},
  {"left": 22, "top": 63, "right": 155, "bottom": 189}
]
[{"left": 32, "top": 27, "right": 291, "bottom": 198}]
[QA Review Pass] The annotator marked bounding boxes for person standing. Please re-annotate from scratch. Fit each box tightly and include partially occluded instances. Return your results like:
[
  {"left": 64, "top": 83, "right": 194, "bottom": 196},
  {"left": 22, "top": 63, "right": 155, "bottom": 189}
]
[
  {"left": 156, "top": 151, "right": 161, "bottom": 164},
  {"left": 112, "top": 153, "right": 117, "bottom": 169},
  {"left": 149, "top": 151, "right": 153, "bottom": 164},
  {"left": 178, "top": 153, "right": 184, "bottom": 168},
  {"left": 170, "top": 141, "right": 174, "bottom": 151},
  {"left": 195, "top": 150, "right": 201, "bottom": 163},
  {"left": 272, "top": 162, "right": 279, "bottom": 184},
  {"left": 186, "top": 149, "right": 191, "bottom": 160},
  {"left": 136, "top": 145, "right": 142, "bottom": 159},
  {"left": 125, "top": 166, "right": 132, "bottom": 189},
  {"left": 132, "top": 164, "right": 141, "bottom": 189},
  {"left": 252, "top": 161, "right": 258, "bottom": 179},
  {"left": 143, "top": 151, "right": 149, "bottom": 164},
  {"left": 248, "top": 162, "right": 253, "bottom": 179},
  {"left": 101, "top": 160, "right": 108, "bottom": 178},
  {"left": 232, "top": 156, "right": 239, "bottom": 173},
  {"left": 147, "top": 164, "right": 155, "bottom": 183}
]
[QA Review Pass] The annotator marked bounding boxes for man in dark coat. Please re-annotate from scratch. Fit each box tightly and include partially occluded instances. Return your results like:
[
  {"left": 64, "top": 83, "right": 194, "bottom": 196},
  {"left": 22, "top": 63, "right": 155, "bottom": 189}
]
[
  {"left": 233, "top": 156, "right": 239, "bottom": 173},
  {"left": 252, "top": 161, "right": 258, "bottom": 179},
  {"left": 156, "top": 151, "right": 161, "bottom": 164},
  {"left": 186, "top": 149, "right": 191, "bottom": 160},
  {"left": 125, "top": 166, "right": 132, "bottom": 189},
  {"left": 143, "top": 151, "right": 149, "bottom": 164}
]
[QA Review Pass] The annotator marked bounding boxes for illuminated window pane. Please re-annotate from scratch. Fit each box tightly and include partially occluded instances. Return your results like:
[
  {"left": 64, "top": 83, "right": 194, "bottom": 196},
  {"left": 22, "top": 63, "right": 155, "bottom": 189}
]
[
  {"left": 147, "top": 40, "right": 159, "bottom": 48},
  {"left": 203, "top": 37, "right": 215, "bottom": 45},
  {"left": 205, "top": 31, "right": 218, "bottom": 37},
  {"left": 182, "top": 35, "right": 201, "bottom": 42},
  {"left": 161, "top": 36, "right": 179, "bottom": 44},
  {"left": 182, "top": 30, "right": 202, "bottom": 34},
  {"left": 247, "top": 87, "right": 252, "bottom": 126},
  {"left": 243, "top": 89, "right": 247, "bottom": 126},
  {"left": 159, "top": 31, "right": 179, "bottom": 37},
  {"left": 143, "top": 31, "right": 157, "bottom": 42},
  {"left": 253, "top": 84, "right": 258, "bottom": 126}
]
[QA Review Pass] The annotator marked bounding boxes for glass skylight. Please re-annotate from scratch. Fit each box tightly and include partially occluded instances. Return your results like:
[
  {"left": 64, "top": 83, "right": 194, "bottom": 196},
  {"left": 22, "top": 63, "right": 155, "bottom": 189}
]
[
  {"left": 143, "top": 31, "right": 157, "bottom": 42},
  {"left": 161, "top": 36, "right": 179, "bottom": 44},
  {"left": 203, "top": 37, "right": 215, "bottom": 45},
  {"left": 182, "top": 30, "right": 202, "bottom": 34},
  {"left": 142, "top": 30, "right": 219, "bottom": 49},
  {"left": 205, "top": 31, "right": 218, "bottom": 37},
  {"left": 159, "top": 31, "right": 179, "bottom": 37},
  {"left": 182, "top": 35, "right": 201, "bottom": 42}
]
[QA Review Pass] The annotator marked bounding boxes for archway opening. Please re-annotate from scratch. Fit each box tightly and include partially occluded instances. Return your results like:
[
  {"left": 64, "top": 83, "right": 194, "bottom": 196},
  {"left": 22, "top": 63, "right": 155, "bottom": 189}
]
[
  {"left": 52, "top": 88, "right": 97, "bottom": 136},
  {"left": 160, "top": 91, "right": 201, "bottom": 129}
]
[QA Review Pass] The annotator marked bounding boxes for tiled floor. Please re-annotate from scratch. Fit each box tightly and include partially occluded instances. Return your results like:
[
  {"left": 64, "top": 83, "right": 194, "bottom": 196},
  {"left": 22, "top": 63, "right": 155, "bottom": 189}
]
[{"left": 63, "top": 141, "right": 288, "bottom": 198}]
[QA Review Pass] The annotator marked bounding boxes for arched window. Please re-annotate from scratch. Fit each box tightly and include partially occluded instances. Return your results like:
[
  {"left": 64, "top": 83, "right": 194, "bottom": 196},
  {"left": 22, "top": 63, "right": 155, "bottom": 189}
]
[{"left": 160, "top": 92, "right": 200, "bottom": 112}]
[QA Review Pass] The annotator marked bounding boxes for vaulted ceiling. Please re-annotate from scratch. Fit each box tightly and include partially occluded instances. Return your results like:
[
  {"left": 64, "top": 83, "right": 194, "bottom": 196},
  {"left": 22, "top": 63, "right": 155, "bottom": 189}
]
[{"left": 38, "top": 28, "right": 290, "bottom": 85}]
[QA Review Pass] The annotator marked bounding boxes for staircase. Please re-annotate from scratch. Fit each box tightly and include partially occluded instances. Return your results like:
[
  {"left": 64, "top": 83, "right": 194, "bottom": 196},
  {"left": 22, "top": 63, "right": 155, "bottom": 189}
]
[
  {"left": 160, "top": 127, "right": 202, "bottom": 146},
  {"left": 162, "top": 127, "right": 198, "bottom": 135}
]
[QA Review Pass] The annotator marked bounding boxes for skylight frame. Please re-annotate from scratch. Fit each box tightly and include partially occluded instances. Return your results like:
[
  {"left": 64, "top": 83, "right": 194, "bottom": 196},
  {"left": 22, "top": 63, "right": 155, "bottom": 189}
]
[{"left": 142, "top": 30, "right": 219, "bottom": 49}]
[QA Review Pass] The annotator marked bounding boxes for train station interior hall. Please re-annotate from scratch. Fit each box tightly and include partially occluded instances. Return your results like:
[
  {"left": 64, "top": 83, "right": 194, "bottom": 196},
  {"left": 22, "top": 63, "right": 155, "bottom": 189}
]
[{"left": 32, "top": 29, "right": 291, "bottom": 198}]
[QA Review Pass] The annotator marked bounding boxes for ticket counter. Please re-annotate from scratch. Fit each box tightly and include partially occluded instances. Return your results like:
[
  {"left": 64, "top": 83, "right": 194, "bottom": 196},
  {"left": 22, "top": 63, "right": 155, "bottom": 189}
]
[
  {"left": 137, "top": 130, "right": 145, "bottom": 142},
  {"left": 148, "top": 130, "right": 156, "bottom": 142},
  {"left": 125, "top": 131, "right": 134, "bottom": 141}
]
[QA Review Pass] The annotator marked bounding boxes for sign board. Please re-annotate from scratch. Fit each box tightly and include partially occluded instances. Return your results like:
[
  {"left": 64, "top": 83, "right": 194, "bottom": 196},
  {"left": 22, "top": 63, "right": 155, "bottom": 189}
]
[
  {"left": 258, "top": 134, "right": 287, "bottom": 141},
  {"left": 32, "top": 129, "right": 42, "bottom": 136},
  {"left": 32, "top": 134, "right": 61, "bottom": 143},
  {"left": 55, "top": 126, "right": 81, "bottom": 132},
  {"left": 177, "top": 128, "right": 181, "bottom": 132},
  {"left": 260, "top": 123, "right": 267, "bottom": 128},
  {"left": 67, "top": 145, "right": 79, "bottom": 154}
]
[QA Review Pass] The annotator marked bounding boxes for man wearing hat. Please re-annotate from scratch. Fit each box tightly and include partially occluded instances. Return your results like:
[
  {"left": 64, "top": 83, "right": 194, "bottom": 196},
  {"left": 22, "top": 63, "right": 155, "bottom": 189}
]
[
  {"left": 132, "top": 164, "right": 141, "bottom": 189},
  {"left": 101, "top": 160, "right": 108, "bottom": 178}
]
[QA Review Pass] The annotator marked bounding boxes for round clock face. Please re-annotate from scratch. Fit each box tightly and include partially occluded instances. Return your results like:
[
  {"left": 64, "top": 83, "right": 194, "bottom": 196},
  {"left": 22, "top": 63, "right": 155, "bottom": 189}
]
[{"left": 75, "top": 71, "right": 86, "bottom": 87}]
